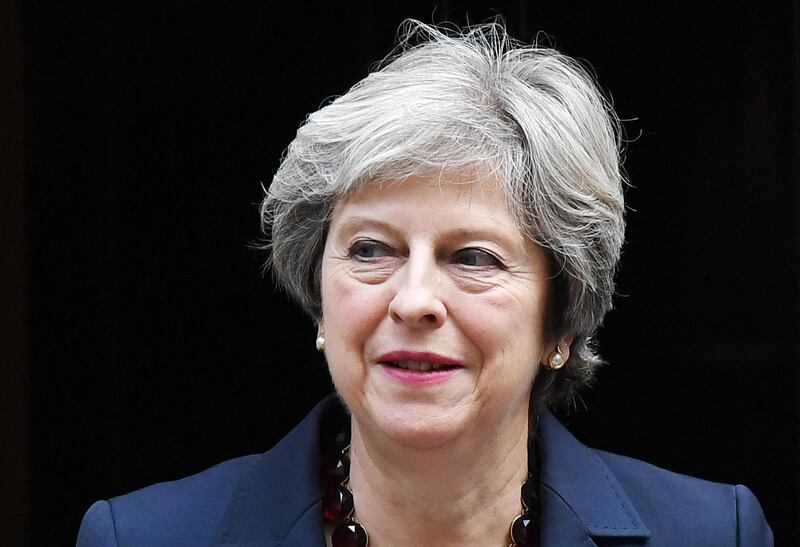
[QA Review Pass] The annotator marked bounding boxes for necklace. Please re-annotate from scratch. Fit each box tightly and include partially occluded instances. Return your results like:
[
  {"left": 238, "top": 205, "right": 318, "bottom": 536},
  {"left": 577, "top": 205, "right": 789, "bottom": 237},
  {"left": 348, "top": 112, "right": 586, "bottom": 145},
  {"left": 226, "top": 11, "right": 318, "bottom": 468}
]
[{"left": 319, "top": 414, "right": 541, "bottom": 547}]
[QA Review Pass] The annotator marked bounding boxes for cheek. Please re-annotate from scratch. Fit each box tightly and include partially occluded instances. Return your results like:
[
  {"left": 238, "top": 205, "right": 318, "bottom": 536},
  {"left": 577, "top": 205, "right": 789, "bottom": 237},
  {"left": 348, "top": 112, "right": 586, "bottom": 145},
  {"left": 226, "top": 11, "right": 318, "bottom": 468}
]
[
  {"left": 454, "top": 288, "right": 547, "bottom": 376},
  {"left": 323, "top": 273, "right": 358, "bottom": 323},
  {"left": 321, "top": 267, "right": 390, "bottom": 360},
  {"left": 463, "top": 288, "right": 546, "bottom": 340}
]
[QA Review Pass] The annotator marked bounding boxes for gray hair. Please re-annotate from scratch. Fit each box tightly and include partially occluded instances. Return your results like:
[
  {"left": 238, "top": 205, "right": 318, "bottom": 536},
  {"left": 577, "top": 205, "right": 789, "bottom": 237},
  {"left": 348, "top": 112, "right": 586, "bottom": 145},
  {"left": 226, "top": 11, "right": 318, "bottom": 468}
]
[{"left": 260, "top": 20, "right": 626, "bottom": 410}]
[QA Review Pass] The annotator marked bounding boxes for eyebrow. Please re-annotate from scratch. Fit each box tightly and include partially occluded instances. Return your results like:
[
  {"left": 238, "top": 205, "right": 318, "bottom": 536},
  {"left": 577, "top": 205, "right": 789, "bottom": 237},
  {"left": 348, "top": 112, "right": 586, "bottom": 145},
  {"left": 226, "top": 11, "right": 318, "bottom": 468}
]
[
  {"left": 443, "top": 227, "right": 523, "bottom": 252},
  {"left": 332, "top": 216, "right": 400, "bottom": 238}
]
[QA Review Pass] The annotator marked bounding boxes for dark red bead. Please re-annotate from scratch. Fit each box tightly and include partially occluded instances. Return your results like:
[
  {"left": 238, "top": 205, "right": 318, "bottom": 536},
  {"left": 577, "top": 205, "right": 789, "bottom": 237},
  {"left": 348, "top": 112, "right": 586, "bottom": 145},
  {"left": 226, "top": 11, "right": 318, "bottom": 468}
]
[
  {"left": 521, "top": 479, "right": 539, "bottom": 511},
  {"left": 320, "top": 452, "right": 350, "bottom": 488},
  {"left": 510, "top": 511, "right": 540, "bottom": 547},
  {"left": 331, "top": 522, "right": 369, "bottom": 547},
  {"left": 334, "top": 430, "right": 349, "bottom": 449},
  {"left": 322, "top": 485, "right": 354, "bottom": 523}
]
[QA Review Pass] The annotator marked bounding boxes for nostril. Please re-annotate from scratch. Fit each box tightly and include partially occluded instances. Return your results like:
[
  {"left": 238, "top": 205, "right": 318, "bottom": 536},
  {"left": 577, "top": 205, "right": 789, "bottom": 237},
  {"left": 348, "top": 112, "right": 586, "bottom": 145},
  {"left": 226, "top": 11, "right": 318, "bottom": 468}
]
[{"left": 387, "top": 283, "right": 447, "bottom": 327}]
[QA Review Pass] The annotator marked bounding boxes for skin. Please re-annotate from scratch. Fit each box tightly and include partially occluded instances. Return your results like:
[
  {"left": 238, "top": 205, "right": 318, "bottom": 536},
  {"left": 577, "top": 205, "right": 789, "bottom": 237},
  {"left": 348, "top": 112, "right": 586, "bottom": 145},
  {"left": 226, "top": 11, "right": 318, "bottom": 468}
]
[{"left": 320, "top": 172, "right": 569, "bottom": 546}]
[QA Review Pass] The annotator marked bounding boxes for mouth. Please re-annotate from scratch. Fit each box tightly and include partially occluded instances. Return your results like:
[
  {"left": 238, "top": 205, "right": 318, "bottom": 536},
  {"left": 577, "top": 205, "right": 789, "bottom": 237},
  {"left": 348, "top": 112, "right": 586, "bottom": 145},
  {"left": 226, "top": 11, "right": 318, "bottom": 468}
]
[
  {"left": 382, "top": 360, "right": 462, "bottom": 372},
  {"left": 376, "top": 351, "right": 465, "bottom": 376}
]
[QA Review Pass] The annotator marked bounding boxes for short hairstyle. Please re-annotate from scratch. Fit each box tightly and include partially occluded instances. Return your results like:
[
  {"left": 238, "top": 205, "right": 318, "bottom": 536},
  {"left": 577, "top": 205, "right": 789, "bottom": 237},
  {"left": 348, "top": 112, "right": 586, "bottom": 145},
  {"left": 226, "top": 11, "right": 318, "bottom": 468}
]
[{"left": 260, "top": 20, "right": 626, "bottom": 410}]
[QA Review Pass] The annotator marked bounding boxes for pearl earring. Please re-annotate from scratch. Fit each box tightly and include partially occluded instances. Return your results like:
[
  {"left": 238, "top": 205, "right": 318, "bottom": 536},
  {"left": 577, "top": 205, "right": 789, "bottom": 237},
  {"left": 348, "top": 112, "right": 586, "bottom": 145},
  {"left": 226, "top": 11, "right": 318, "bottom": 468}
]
[
  {"left": 316, "top": 331, "right": 325, "bottom": 352},
  {"left": 548, "top": 345, "right": 565, "bottom": 369}
]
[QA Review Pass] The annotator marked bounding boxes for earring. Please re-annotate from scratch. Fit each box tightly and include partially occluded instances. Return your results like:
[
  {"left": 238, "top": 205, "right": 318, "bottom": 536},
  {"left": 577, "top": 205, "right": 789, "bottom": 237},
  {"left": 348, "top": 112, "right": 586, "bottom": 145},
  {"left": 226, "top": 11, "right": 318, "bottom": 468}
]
[
  {"left": 315, "top": 327, "right": 325, "bottom": 352},
  {"left": 547, "top": 344, "right": 565, "bottom": 370}
]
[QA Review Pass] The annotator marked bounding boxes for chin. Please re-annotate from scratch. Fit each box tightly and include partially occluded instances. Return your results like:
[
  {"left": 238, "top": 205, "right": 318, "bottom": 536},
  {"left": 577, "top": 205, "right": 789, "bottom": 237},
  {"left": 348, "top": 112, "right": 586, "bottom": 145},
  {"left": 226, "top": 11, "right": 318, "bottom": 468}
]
[
  {"left": 361, "top": 399, "right": 473, "bottom": 450},
  {"left": 383, "top": 423, "right": 458, "bottom": 450}
]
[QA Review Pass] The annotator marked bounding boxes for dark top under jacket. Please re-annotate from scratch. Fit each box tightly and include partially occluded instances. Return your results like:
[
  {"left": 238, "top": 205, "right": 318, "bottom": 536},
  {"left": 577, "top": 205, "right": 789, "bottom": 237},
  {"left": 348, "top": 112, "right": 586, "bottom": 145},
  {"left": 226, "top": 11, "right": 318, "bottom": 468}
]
[{"left": 77, "top": 396, "right": 773, "bottom": 546}]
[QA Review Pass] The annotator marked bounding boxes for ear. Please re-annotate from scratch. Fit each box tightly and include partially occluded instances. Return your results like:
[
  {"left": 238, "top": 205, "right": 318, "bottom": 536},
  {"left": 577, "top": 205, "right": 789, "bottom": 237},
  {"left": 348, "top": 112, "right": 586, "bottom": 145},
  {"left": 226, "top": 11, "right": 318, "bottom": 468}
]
[{"left": 561, "top": 334, "right": 575, "bottom": 361}]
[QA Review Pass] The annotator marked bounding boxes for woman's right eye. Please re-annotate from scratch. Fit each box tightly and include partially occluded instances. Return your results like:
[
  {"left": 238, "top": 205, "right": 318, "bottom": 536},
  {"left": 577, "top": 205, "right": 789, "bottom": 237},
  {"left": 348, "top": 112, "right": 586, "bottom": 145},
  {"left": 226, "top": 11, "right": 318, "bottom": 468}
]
[{"left": 349, "top": 240, "right": 394, "bottom": 260}]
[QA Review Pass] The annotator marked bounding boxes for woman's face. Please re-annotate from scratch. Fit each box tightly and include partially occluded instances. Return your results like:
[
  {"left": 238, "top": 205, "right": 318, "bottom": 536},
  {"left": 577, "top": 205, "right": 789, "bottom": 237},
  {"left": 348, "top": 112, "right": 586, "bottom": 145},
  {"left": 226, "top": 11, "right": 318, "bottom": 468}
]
[{"left": 320, "top": 173, "right": 552, "bottom": 449}]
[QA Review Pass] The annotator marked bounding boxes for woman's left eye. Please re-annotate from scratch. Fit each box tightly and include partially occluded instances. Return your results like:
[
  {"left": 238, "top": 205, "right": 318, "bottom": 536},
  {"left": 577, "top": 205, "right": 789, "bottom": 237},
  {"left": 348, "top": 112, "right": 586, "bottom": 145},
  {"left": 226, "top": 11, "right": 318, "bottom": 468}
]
[{"left": 453, "top": 248, "right": 503, "bottom": 268}]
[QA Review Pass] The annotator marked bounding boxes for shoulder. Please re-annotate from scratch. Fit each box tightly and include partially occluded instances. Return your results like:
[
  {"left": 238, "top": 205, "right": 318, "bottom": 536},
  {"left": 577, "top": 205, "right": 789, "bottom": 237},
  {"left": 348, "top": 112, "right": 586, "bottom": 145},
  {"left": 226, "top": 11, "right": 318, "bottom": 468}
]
[
  {"left": 76, "top": 396, "right": 338, "bottom": 547},
  {"left": 77, "top": 453, "right": 263, "bottom": 547},
  {"left": 537, "top": 412, "right": 772, "bottom": 546},
  {"left": 594, "top": 449, "right": 773, "bottom": 545}
]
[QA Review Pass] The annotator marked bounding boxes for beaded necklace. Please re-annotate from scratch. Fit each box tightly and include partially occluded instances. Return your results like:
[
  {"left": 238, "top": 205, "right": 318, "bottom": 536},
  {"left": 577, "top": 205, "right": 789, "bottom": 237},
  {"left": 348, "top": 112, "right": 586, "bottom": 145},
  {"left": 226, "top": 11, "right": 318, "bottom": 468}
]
[{"left": 319, "top": 414, "right": 541, "bottom": 547}]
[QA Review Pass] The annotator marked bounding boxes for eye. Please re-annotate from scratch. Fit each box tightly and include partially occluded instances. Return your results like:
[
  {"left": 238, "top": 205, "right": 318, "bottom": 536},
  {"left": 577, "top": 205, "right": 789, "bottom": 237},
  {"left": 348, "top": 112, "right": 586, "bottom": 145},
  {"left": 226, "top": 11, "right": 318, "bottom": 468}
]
[
  {"left": 349, "top": 239, "right": 395, "bottom": 260},
  {"left": 453, "top": 248, "right": 504, "bottom": 268}
]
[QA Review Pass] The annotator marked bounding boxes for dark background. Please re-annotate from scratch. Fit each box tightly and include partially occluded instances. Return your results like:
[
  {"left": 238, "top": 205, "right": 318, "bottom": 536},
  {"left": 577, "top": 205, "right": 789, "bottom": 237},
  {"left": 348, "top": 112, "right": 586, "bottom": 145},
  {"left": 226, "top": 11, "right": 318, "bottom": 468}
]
[{"left": 2, "top": 1, "right": 798, "bottom": 545}]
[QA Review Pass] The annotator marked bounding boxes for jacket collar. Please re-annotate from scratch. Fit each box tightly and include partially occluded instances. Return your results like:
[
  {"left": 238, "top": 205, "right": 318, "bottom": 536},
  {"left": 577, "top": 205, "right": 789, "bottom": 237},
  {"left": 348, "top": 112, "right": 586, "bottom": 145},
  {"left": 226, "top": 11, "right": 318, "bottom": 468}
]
[
  {"left": 214, "top": 396, "right": 650, "bottom": 546},
  {"left": 538, "top": 412, "right": 650, "bottom": 544},
  {"left": 213, "top": 397, "right": 332, "bottom": 547}
]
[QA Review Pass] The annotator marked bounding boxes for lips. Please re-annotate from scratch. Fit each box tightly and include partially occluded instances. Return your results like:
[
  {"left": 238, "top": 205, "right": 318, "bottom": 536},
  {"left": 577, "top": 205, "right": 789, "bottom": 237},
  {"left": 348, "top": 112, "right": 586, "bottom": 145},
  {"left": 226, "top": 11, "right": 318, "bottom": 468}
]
[
  {"left": 377, "top": 351, "right": 464, "bottom": 372},
  {"left": 389, "top": 360, "right": 459, "bottom": 371}
]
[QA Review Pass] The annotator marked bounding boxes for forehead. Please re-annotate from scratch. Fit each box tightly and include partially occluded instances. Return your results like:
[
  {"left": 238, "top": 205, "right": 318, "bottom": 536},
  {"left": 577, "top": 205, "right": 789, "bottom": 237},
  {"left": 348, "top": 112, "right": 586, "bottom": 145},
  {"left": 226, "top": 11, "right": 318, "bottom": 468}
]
[{"left": 335, "top": 171, "right": 512, "bottom": 218}]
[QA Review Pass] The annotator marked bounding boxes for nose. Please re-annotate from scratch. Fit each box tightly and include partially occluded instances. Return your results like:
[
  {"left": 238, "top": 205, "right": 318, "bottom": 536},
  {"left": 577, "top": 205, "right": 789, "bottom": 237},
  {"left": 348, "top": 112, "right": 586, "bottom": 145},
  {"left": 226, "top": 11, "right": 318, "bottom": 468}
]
[{"left": 388, "top": 251, "right": 447, "bottom": 328}]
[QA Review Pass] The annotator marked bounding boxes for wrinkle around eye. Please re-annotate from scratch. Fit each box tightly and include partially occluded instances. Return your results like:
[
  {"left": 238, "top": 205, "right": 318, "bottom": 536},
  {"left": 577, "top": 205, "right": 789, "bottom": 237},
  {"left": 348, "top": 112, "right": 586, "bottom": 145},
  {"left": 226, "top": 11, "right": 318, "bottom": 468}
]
[
  {"left": 346, "top": 259, "right": 399, "bottom": 285},
  {"left": 448, "top": 266, "right": 508, "bottom": 293}
]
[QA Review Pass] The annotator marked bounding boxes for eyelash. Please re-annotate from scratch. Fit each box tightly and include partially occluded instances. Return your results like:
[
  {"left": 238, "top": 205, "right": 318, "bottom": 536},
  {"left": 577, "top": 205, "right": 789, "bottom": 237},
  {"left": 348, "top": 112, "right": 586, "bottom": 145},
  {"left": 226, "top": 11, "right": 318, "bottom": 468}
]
[
  {"left": 348, "top": 239, "right": 394, "bottom": 260},
  {"left": 348, "top": 240, "right": 504, "bottom": 269},
  {"left": 453, "top": 248, "right": 504, "bottom": 269}
]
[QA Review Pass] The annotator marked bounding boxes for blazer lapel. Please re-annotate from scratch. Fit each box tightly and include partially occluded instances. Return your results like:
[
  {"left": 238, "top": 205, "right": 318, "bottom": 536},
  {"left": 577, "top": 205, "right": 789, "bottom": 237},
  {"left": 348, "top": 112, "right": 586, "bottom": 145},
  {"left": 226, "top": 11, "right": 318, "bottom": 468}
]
[
  {"left": 538, "top": 412, "right": 650, "bottom": 546},
  {"left": 213, "top": 397, "right": 337, "bottom": 547}
]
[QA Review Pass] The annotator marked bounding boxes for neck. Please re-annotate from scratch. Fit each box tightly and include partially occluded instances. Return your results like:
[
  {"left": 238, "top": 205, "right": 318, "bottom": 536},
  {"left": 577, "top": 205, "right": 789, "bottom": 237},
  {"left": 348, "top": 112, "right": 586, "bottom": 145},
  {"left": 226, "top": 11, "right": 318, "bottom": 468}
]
[{"left": 346, "top": 409, "right": 530, "bottom": 547}]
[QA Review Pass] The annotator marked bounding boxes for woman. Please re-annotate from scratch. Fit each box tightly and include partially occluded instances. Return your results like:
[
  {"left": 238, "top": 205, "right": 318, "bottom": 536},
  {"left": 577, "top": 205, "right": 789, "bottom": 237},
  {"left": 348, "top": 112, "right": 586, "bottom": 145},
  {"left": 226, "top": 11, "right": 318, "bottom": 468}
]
[{"left": 78, "top": 21, "right": 772, "bottom": 546}]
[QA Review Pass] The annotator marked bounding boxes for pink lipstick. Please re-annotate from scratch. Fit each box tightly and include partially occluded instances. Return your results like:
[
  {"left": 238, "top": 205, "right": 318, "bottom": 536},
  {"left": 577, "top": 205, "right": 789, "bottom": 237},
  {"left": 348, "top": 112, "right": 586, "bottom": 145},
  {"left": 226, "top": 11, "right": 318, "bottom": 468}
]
[{"left": 376, "top": 351, "right": 463, "bottom": 385}]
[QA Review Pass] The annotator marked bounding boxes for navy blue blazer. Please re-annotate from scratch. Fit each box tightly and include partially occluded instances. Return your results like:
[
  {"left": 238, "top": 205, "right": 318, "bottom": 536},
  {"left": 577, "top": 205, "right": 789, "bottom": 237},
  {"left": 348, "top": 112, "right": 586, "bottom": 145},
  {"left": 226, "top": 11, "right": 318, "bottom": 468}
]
[{"left": 77, "top": 396, "right": 773, "bottom": 546}]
